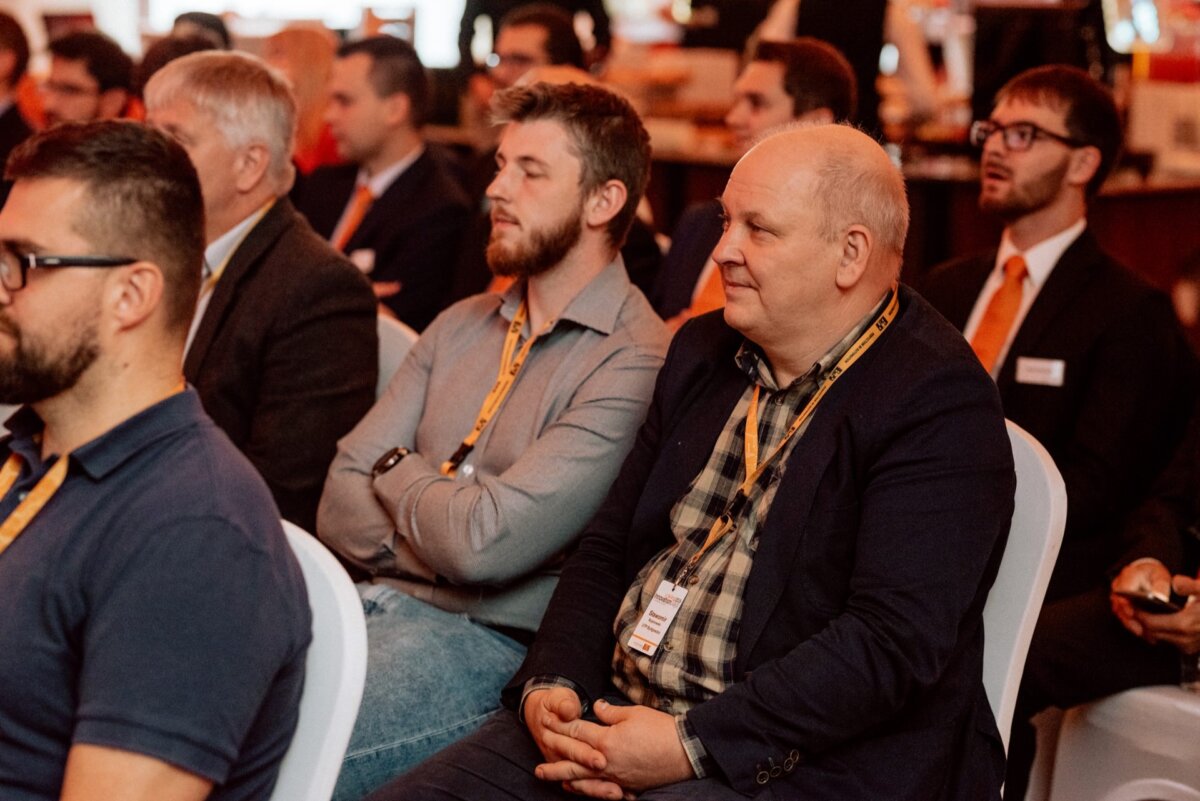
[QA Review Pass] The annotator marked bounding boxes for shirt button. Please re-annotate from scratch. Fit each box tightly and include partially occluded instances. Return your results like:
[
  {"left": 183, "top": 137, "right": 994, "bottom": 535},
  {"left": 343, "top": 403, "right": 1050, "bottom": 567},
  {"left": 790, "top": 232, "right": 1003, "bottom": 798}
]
[
  {"left": 662, "top": 640, "right": 673, "bottom": 652},
  {"left": 17, "top": 491, "right": 28, "bottom": 501},
  {"left": 460, "top": 464, "right": 475, "bottom": 477},
  {"left": 687, "top": 574, "right": 700, "bottom": 586}
]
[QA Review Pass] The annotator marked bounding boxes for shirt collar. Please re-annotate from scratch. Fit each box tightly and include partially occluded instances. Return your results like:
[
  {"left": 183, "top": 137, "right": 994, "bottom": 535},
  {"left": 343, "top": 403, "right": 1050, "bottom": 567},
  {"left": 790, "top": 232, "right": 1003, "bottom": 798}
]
[
  {"left": 4, "top": 390, "right": 207, "bottom": 481},
  {"left": 735, "top": 291, "right": 892, "bottom": 391},
  {"left": 203, "top": 203, "right": 271, "bottom": 280},
  {"left": 997, "top": 217, "right": 1087, "bottom": 289},
  {"left": 497, "top": 256, "right": 633, "bottom": 337},
  {"left": 357, "top": 144, "right": 426, "bottom": 198}
]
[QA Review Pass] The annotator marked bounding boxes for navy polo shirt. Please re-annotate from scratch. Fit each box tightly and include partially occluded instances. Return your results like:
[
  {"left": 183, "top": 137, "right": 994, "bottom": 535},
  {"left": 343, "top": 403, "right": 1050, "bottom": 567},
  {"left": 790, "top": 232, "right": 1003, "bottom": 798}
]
[{"left": 0, "top": 390, "right": 311, "bottom": 800}]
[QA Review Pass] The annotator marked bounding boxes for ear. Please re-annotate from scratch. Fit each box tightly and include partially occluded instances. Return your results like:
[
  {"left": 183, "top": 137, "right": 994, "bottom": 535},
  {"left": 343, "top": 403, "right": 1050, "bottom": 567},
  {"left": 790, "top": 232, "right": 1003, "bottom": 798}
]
[
  {"left": 107, "top": 262, "right": 166, "bottom": 332},
  {"left": 384, "top": 91, "right": 413, "bottom": 128},
  {"left": 584, "top": 179, "right": 628, "bottom": 232},
  {"left": 96, "top": 88, "right": 129, "bottom": 120},
  {"left": 835, "top": 224, "right": 872, "bottom": 290},
  {"left": 1066, "top": 144, "right": 1102, "bottom": 189},
  {"left": 233, "top": 142, "right": 272, "bottom": 193}
]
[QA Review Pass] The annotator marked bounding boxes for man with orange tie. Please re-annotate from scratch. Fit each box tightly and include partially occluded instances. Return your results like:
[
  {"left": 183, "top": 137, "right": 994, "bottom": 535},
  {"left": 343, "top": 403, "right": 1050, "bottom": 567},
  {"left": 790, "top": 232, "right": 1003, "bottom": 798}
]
[
  {"left": 651, "top": 38, "right": 857, "bottom": 326},
  {"left": 144, "top": 51, "right": 378, "bottom": 533},
  {"left": 296, "top": 36, "right": 472, "bottom": 331},
  {"left": 921, "top": 65, "right": 1197, "bottom": 605}
]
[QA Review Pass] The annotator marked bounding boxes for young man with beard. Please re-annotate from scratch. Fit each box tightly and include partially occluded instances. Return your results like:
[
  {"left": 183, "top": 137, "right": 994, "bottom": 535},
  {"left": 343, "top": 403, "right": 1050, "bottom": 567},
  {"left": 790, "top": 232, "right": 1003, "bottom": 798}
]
[
  {"left": 317, "top": 81, "right": 669, "bottom": 800},
  {"left": 0, "top": 122, "right": 310, "bottom": 800},
  {"left": 920, "top": 66, "right": 1197, "bottom": 794}
]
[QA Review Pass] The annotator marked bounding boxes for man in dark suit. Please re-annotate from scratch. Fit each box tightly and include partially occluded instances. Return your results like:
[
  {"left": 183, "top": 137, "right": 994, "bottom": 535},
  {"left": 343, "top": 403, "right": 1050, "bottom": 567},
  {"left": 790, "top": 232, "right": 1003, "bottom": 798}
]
[
  {"left": 0, "top": 12, "right": 32, "bottom": 208},
  {"left": 373, "top": 124, "right": 1015, "bottom": 801},
  {"left": 920, "top": 66, "right": 1198, "bottom": 797},
  {"left": 921, "top": 65, "right": 1197, "bottom": 605},
  {"left": 652, "top": 37, "right": 857, "bottom": 325},
  {"left": 145, "top": 51, "right": 377, "bottom": 533},
  {"left": 295, "top": 36, "right": 470, "bottom": 331}
]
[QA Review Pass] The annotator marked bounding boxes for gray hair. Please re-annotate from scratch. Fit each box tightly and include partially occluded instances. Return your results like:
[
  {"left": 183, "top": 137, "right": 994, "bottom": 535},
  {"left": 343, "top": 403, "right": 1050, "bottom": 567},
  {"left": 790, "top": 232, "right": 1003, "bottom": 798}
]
[{"left": 144, "top": 50, "right": 296, "bottom": 193}]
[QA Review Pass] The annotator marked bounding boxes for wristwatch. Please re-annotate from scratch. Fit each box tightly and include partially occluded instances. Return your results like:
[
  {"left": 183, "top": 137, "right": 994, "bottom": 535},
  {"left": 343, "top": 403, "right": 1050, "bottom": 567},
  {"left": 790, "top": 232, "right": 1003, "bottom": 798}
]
[{"left": 372, "top": 447, "right": 411, "bottom": 477}]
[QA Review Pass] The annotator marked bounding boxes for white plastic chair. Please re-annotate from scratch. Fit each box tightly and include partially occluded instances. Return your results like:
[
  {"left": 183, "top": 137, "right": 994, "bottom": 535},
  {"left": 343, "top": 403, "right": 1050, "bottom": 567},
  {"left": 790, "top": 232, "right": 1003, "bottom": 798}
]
[
  {"left": 270, "top": 520, "right": 368, "bottom": 801},
  {"left": 376, "top": 314, "right": 419, "bottom": 398},
  {"left": 983, "top": 421, "right": 1067, "bottom": 753},
  {"left": 1045, "top": 686, "right": 1200, "bottom": 801}
]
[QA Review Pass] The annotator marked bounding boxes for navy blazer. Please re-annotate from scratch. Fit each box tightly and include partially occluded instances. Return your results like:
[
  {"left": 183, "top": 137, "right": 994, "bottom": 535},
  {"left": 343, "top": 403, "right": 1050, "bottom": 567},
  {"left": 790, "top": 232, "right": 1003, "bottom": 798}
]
[
  {"left": 921, "top": 231, "right": 1198, "bottom": 599},
  {"left": 185, "top": 197, "right": 378, "bottom": 532},
  {"left": 295, "top": 149, "right": 471, "bottom": 331},
  {"left": 507, "top": 287, "right": 1014, "bottom": 799}
]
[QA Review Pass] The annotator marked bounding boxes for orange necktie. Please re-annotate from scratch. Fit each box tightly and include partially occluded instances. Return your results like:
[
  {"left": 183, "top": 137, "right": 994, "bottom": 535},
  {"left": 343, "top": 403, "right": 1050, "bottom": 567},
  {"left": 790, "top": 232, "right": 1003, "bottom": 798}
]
[
  {"left": 970, "top": 255, "right": 1028, "bottom": 373},
  {"left": 333, "top": 184, "right": 374, "bottom": 252}
]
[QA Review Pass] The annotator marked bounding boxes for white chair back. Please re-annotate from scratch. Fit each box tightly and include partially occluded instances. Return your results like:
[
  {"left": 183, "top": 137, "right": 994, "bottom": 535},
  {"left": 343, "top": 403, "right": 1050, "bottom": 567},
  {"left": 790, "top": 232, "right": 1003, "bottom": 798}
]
[
  {"left": 1046, "top": 686, "right": 1200, "bottom": 801},
  {"left": 983, "top": 421, "right": 1067, "bottom": 752},
  {"left": 376, "top": 315, "right": 418, "bottom": 398},
  {"left": 270, "top": 520, "right": 368, "bottom": 801}
]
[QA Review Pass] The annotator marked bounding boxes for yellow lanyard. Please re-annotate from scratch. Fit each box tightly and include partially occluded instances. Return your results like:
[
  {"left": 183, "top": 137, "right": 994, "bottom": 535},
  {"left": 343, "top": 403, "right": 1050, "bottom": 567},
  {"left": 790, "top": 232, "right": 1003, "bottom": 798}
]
[
  {"left": 675, "top": 288, "right": 901, "bottom": 583},
  {"left": 0, "top": 381, "right": 187, "bottom": 556},
  {"left": 440, "top": 299, "right": 554, "bottom": 476},
  {"left": 0, "top": 451, "right": 70, "bottom": 556}
]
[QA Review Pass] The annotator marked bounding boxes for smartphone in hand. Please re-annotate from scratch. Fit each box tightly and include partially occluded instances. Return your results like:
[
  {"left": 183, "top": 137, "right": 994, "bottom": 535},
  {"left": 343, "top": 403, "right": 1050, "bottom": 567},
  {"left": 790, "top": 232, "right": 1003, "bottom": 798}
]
[{"left": 1114, "top": 589, "right": 1185, "bottom": 615}]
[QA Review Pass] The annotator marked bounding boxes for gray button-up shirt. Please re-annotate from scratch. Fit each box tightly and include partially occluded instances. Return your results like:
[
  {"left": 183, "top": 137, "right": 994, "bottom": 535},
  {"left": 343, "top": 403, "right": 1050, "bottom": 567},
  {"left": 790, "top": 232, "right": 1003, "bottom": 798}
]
[{"left": 318, "top": 258, "right": 669, "bottom": 631}]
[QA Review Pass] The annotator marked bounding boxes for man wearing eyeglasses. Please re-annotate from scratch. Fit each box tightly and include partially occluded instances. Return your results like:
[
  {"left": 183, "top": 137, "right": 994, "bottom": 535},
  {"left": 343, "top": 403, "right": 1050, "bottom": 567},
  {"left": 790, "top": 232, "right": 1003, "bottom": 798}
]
[
  {"left": 0, "top": 121, "right": 311, "bottom": 801},
  {"left": 921, "top": 65, "right": 1197, "bottom": 793},
  {"left": 41, "top": 30, "right": 133, "bottom": 127}
]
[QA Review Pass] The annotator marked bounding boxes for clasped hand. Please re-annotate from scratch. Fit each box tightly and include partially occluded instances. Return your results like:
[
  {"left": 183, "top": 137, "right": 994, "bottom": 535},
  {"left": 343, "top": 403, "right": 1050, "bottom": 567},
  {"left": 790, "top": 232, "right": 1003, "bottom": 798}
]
[
  {"left": 523, "top": 688, "right": 695, "bottom": 800},
  {"left": 1110, "top": 560, "right": 1200, "bottom": 654}
]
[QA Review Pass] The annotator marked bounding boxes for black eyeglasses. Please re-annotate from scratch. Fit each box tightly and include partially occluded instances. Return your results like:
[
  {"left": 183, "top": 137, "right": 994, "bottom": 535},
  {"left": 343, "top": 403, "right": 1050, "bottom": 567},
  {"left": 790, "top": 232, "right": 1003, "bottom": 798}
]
[
  {"left": 0, "top": 249, "right": 137, "bottom": 291},
  {"left": 969, "top": 120, "right": 1087, "bottom": 152}
]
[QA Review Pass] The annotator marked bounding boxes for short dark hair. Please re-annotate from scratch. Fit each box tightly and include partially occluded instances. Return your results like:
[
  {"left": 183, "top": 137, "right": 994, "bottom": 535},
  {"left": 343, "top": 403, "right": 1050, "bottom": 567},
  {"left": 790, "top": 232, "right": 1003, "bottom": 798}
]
[
  {"left": 173, "top": 11, "right": 231, "bottom": 50},
  {"left": 337, "top": 36, "right": 429, "bottom": 128},
  {"left": 134, "top": 35, "right": 217, "bottom": 97},
  {"left": 753, "top": 38, "right": 857, "bottom": 123},
  {"left": 996, "top": 65, "right": 1123, "bottom": 196},
  {"left": 492, "top": 82, "right": 651, "bottom": 247},
  {"left": 0, "top": 12, "right": 30, "bottom": 87},
  {"left": 48, "top": 30, "right": 134, "bottom": 93},
  {"left": 499, "top": 4, "right": 585, "bottom": 69},
  {"left": 5, "top": 121, "right": 205, "bottom": 335}
]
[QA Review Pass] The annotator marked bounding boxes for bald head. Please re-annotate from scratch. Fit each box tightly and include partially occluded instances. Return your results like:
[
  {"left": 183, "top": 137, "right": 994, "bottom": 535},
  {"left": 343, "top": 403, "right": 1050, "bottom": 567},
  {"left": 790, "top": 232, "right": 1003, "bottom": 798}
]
[
  {"left": 748, "top": 125, "right": 907, "bottom": 275},
  {"left": 715, "top": 125, "right": 908, "bottom": 380}
]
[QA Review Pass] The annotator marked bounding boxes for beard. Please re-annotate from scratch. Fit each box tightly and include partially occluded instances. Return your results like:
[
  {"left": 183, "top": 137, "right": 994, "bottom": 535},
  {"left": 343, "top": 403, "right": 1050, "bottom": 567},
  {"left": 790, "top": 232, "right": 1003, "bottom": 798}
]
[
  {"left": 0, "top": 312, "right": 100, "bottom": 406},
  {"left": 979, "top": 156, "right": 1071, "bottom": 221},
  {"left": 486, "top": 201, "right": 585, "bottom": 280}
]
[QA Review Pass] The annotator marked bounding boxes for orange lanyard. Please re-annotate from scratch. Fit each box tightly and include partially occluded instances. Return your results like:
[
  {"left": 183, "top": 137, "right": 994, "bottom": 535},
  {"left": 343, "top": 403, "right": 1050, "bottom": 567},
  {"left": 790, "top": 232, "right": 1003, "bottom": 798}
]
[
  {"left": 440, "top": 300, "right": 555, "bottom": 476},
  {"left": 0, "top": 451, "right": 70, "bottom": 556},
  {"left": 202, "top": 200, "right": 275, "bottom": 297},
  {"left": 0, "top": 381, "right": 187, "bottom": 556},
  {"left": 675, "top": 289, "right": 900, "bottom": 583}
]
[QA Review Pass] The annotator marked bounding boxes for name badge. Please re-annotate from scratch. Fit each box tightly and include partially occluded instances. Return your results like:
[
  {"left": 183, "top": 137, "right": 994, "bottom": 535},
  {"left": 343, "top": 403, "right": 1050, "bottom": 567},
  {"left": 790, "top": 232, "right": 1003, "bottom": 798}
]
[
  {"left": 626, "top": 580, "right": 688, "bottom": 657},
  {"left": 1016, "top": 357, "right": 1066, "bottom": 387},
  {"left": 349, "top": 248, "right": 376, "bottom": 274}
]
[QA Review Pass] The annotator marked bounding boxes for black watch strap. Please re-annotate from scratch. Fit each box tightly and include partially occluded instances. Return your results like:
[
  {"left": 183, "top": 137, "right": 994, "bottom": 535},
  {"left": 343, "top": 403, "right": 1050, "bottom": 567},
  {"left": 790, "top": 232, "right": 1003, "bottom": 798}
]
[{"left": 371, "top": 447, "right": 411, "bottom": 477}]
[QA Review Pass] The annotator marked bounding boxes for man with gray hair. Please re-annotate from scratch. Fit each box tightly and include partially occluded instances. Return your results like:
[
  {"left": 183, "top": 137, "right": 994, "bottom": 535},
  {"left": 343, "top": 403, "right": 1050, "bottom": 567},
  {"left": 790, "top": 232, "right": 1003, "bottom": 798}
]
[
  {"left": 144, "top": 51, "right": 377, "bottom": 533},
  {"left": 379, "top": 124, "right": 1015, "bottom": 801}
]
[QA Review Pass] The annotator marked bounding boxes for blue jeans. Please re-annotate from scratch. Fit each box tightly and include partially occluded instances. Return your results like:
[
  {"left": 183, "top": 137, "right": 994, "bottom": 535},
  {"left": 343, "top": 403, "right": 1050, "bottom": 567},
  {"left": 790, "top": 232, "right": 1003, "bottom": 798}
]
[{"left": 333, "top": 583, "right": 528, "bottom": 801}]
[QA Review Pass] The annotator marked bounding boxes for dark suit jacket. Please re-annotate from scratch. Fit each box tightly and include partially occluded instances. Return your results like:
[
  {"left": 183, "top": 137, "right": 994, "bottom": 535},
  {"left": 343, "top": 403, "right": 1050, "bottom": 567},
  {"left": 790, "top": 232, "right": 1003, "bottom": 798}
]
[
  {"left": 0, "top": 103, "right": 33, "bottom": 209},
  {"left": 185, "top": 198, "right": 378, "bottom": 532},
  {"left": 294, "top": 149, "right": 471, "bottom": 331},
  {"left": 506, "top": 286, "right": 1015, "bottom": 799},
  {"left": 920, "top": 231, "right": 1198, "bottom": 600},
  {"left": 651, "top": 199, "right": 724, "bottom": 319}
]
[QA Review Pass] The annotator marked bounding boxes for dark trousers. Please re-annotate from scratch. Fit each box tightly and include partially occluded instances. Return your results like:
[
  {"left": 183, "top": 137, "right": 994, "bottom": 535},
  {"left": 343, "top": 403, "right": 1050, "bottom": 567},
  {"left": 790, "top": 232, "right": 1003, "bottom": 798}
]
[
  {"left": 365, "top": 708, "right": 749, "bottom": 801},
  {"left": 1003, "top": 587, "right": 1181, "bottom": 800}
]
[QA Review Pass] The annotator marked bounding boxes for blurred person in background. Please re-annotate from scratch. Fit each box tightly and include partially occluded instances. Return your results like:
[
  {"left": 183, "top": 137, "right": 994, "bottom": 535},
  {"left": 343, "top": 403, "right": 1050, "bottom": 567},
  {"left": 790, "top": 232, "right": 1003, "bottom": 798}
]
[
  {"left": 0, "top": 11, "right": 32, "bottom": 207},
  {"left": 42, "top": 30, "right": 133, "bottom": 127},
  {"left": 265, "top": 26, "right": 343, "bottom": 176}
]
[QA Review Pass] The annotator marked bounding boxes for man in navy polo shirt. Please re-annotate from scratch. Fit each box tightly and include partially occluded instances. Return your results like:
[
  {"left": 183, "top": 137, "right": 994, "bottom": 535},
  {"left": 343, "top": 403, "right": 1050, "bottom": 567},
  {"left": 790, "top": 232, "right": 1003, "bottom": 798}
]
[{"left": 0, "top": 121, "right": 311, "bottom": 801}]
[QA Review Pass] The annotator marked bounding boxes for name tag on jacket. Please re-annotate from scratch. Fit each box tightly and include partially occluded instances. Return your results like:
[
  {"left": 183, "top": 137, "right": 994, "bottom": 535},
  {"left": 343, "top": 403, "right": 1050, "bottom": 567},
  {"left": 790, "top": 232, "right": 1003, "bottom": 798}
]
[{"left": 1015, "top": 357, "right": 1066, "bottom": 387}]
